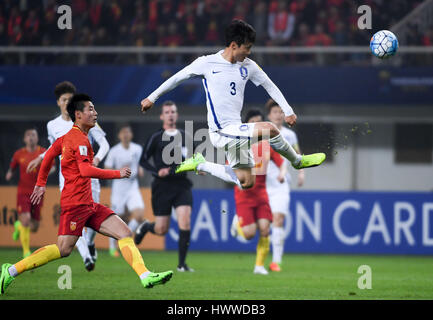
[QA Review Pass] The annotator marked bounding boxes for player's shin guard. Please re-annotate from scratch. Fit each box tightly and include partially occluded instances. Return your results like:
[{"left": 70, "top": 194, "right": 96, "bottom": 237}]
[
  {"left": 118, "top": 237, "right": 149, "bottom": 278},
  {"left": 255, "top": 236, "right": 270, "bottom": 267},
  {"left": 178, "top": 229, "right": 190, "bottom": 267},
  {"left": 13, "top": 244, "right": 61, "bottom": 275},
  {"left": 271, "top": 227, "right": 284, "bottom": 264},
  {"left": 269, "top": 134, "right": 301, "bottom": 165},
  {"left": 19, "top": 224, "right": 31, "bottom": 256}
]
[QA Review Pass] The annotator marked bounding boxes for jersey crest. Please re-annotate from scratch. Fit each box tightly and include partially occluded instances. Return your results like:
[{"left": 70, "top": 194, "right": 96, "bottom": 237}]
[{"left": 239, "top": 66, "right": 248, "bottom": 80}]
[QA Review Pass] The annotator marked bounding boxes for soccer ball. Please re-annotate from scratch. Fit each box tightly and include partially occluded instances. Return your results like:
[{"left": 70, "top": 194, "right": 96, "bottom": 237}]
[{"left": 370, "top": 30, "right": 399, "bottom": 59}]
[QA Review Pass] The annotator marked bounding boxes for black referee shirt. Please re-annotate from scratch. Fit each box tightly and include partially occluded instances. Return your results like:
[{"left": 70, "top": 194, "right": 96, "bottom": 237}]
[{"left": 140, "top": 128, "right": 194, "bottom": 185}]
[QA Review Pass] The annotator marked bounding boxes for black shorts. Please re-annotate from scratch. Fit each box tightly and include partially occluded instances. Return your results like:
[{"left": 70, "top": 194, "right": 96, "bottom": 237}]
[{"left": 151, "top": 179, "right": 193, "bottom": 216}]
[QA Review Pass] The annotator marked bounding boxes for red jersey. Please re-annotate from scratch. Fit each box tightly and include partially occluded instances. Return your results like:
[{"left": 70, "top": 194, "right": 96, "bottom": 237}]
[
  {"left": 234, "top": 141, "right": 284, "bottom": 204},
  {"left": 10, "top": 146, "right": 47, "bottom": 195},
  {"left": 37, "top": 125, "right": 120, "bottom": 209}
]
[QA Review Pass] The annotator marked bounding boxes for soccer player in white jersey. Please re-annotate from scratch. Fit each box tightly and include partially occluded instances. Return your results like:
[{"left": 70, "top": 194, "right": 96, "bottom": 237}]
[
  {"left": 140, "top": 20, "right": 325, "bottom": 190},
  {"left": 104, "top": 124, "right": 145, "bottom": 257},
  {"left": 265, "top": 99, "right": 305, "bottom": 272},
  {"left": 26, "top": 81, "right": 110, "bottom": 271}
]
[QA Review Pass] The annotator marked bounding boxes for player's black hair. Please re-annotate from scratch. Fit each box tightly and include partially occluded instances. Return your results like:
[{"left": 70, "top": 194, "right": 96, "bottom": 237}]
[
  {"left": 265, "top": 99, "right": 280, "bottom": 114},
  {"left": 67, "top": 93, "right": 92, "bottom": 122},
  {"left": 118, "top": 122, "right": 132, "bottom": 132},
  {"left": 244, "top": 109, "right": 263, "bottom": 123},
  {"left": 54, "top": 81, "right": 76, "bottom": 100},
  {"left": 23, "top": 127, "right": 38, "bottom": 136},
  {"left": 225, "top": 19, "right": 256, "bottom": 47},
  {"left": 161, "top": 100, "right": 177, "bottom": 113}
]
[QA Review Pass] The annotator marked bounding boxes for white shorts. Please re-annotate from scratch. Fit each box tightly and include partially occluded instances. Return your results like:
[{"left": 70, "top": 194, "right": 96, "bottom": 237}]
[
  {"left": 209, "top": 123, "right": 255, "bottom": 169},
  {"left": 111, "top": 187, "right": 145, "bottom": 216},
  {"left": 266, "top": 186, "right": 290, "bottom": 216},
  {"left": 91, "top": 179, "right": 100, "bottom": 203}
]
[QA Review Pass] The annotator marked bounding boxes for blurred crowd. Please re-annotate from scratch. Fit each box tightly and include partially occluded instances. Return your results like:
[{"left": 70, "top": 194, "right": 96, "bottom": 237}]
[{"left": 0, "top": 0, "right": 430, "bottom": 65}]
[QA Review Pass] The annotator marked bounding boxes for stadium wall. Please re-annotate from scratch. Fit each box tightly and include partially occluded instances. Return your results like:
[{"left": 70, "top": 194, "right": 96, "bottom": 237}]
[{"left": 1, "top": 187, "right": 432, "bottom": 255}]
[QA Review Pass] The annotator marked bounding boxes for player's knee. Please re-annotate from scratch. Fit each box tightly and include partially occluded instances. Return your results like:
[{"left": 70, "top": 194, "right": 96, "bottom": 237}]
[
  {"left": 244, "top": 233, "right": 255, "bottom": 240},
  {"left": 260, "top": 122, "right": 279, "bottom": 138},
  {"left": 259, "top": 228, "right": 270, "bottom": 237},
  {"left": 157, "top": 224, "right": 169, "bottom": 235},
  {"left": 59, "top": 244, "right": 74, "bottom": 257}
]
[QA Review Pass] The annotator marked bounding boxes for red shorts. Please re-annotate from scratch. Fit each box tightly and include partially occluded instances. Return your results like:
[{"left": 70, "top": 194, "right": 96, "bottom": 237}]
[
  {"left": 235, "top": 199, "right": 273, "bottom": 227},
  {"left": 58, "top": 202, "right": 114, "bottom": 236},
  {"left": 17, "top": 193, "right": 43, "bottom": 221}
]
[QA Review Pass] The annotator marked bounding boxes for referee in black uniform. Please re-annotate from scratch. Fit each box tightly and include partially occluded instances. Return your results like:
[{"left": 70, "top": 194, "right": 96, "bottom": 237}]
[{"left": 135, "top": 100, "right": 194, "bottom": 272}]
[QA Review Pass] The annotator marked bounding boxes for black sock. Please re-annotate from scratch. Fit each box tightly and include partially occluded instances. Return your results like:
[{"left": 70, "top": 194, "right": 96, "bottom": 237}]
[
  {"left": 148, "top": 222, "right": 156, "bottom": 234},
  {"left": 178, "top": 229, "right": 190, "bottom": 267}
]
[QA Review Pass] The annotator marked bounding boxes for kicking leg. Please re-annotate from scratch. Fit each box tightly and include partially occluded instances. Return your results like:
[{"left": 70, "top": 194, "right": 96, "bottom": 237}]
[{"left": 98, "top": 214, "right": 172, "bottom": 288}]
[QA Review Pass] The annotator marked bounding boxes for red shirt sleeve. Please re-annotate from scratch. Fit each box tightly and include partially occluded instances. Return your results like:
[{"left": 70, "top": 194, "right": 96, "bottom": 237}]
[
  {"left": 36, "top": 137, "right": 62, "bottom": 187},
  {"left": 270, "top": 147, "right": 284, "bottom": 168},
  {"left": 78, "top": 162, "right": 121, "bottom": 179},
  {"left": 10, "top": 150, "right": 19, "bottom": 170}
]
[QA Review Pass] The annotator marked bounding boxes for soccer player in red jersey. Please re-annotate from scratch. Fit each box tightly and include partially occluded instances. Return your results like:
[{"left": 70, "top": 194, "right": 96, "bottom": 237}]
[
  {"left": 231, "top": 109, "right": 286, "bottom": 275},
  {"left": 5, "top": 128, "right": 54, "bottom": 258},
  {"left": 0, "top": 94, "right": 172, "bottom": 294}
]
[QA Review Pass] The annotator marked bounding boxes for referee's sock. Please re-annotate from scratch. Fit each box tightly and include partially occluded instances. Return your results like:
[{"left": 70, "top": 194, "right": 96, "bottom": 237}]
[{"left": 178, "top": 229, "right": 190, "bottom": 267}]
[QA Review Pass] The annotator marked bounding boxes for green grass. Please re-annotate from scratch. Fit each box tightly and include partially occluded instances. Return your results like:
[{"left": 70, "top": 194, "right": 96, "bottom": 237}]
[{"left": 1, "top": 248, "right": 432, "bottom": 300}]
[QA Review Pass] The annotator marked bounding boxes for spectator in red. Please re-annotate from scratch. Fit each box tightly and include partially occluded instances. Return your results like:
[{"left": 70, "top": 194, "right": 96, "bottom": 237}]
[
  {"left": 89, "top": 0, "right": 103, "bottom": 27},
  {"left": 8, "top": 7, "right": 22, "bottom": 38},
  {"left": 24, "top": 9, "right": 40, "bottom": 45},
  {"left": 252, "top": 0, "right": 268, "bottom": 45},
  {"left": 72, "top": 0, "right": 88, "bottom": 15},
  {"left": 327, "top": 6, "right": 339, "bottom": 35},
  {"left": 306, "top": 24, "right": 333, "bottom": 46},
  {"left": 422, "top": 29, "right": 433, "bottom": 46},
  {"left": 162, "top": 21, "right": 183, "bottom": 47},
  {"left": 204, "top": 19, "right": 220, "bottom": 45},
  {"left": 148, "top": 0, "right": 158, "bottom": 32},
  {"left": 267, "top": 0, "right": 296, "bottom": 45}
]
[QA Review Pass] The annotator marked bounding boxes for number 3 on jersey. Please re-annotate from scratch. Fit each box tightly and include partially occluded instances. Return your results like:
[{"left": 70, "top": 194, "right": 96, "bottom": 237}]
[{"left": 230, "top": 82, "right": 236, "bottom": 95}]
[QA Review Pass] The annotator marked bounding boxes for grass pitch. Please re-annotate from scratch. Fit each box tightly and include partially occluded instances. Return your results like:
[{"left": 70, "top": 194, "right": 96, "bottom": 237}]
[{"left": 0, "top": 248, "right": 432, "bottom": 300}]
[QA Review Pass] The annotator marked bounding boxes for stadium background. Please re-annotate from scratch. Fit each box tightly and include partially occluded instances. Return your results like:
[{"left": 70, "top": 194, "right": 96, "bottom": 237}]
[{"left": 0, "top": 0, "right": 432, "bottom": 261}]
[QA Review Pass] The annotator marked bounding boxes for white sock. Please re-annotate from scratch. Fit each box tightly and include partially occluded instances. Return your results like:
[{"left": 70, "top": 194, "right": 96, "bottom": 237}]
[
  {"left": 75, "top": 236, "right": 92, "bottom": 262},
  {"left": 197, "top": 162, "right": 242, "bottom": 188},
  {"left": 8, "top": 265, "right": 18, "bottom": 277},
  {"left": 271, "top": 226, "right": 285, "bottom": 264},
  {"left": 109, "top": 237, "right": 117, "bottom": 250},
  {"left": 139, "top": 271, "right": 151, "bottom": 280},
  {"left": 269, "top": 134, "right": 301, "bottom": 165},
  {"left": 128, "top": 219, "right": 139, "bottom": 233},
  {"left": 83, "top": 227, "right": 96, "bottom": 246}
]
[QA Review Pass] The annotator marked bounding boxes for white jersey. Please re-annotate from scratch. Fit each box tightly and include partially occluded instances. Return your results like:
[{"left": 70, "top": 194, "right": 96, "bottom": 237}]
[
  {"left": 104, "top": 142, "right": 143, "bottom": 193},
  {"left": 46, "top": 115, "right": 108, "bottom": 192},
  {"left": 148, "top": 50, "right": 294, "bottom": 132},
  {"left": 266, "top": 126, "right": 298, "bottom": 189}
]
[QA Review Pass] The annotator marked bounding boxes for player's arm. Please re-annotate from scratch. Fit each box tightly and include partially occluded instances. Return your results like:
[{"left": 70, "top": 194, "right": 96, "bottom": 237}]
[
  {"left": 251, "top": 63, "right": 297, "bottom": 126},
  {"left": 30, "top": 137, "right": 63, "bottom": 205},
  {"left": 141, "top": 57, "right": 205, "bottom": 113},
  {"left": 270, "top": 147, "right": 287, "bottom": 183},
  {"left": 5, "top": 152, "right": 18, "bottom": 181},
  {"left": 90, "top": 124, "right": 110, "bottom": 166}
]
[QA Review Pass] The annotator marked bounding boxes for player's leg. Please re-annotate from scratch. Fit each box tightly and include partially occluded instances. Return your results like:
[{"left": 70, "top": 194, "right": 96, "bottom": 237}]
[
  {"left": 135, "top": 183, "right": 172, "bottom": 244},
  {"left": 175, "top": 205, "right": 193, "bottom": 272},
  {"left": 254, "top": 121, "right": 326, "bottom": 169},
  {"left": 1, "top": 235, "right": 76, "bottom": 294},
  {"left": 254, "top": 218, "right": 271, "bottom": 275},
  {"left": 93, "top": 207, "right": 172, "bottom": 288},
  {"left": 108, "top": 190, "right": 127, "bottom": 257},
  {"left": 14, "top": 194, "right": 33, "bottom": 258},
  {"left": 270, "top": 213, "right": 285, "bottom": 272},
  {"left": 84, "top": 180, "right": 100, "bottom": 261},
  {"left": 126, "top": 188, "right": 146, "bottom": 234}
]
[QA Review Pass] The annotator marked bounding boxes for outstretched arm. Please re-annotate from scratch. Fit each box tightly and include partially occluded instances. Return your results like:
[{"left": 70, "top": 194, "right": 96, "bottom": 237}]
[
  {"left": 141, "top": 57, "right": 205, "bottom": 113},
  {"left": 78, "top": 161, "right": 129, "bottom": 179}
]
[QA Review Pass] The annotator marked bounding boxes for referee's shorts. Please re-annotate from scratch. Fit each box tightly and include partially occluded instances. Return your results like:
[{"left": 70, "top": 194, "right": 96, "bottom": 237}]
[{"left": 151, "top": 179, "right": 193, "bottom": 216}]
